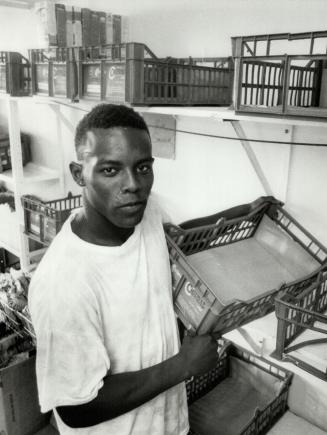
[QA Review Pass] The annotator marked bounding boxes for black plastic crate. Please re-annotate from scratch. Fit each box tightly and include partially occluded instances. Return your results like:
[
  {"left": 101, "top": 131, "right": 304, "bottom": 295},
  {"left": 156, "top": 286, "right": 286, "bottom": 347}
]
[
  {"left": 165, "top": 198, "right": 327, "bottom": 336},
  {"left": 0, "top": 133, "right": 31, "bottom": 173},
  {"left": 0, "top": 51, "right": 31, "bottom": 96},
  {"left": 29, "top": 48, "right": 78, "bottom": 100},
  {"left": 232, "top": 30, "right": 327, "bottom": 118},
  {"left": 272, "top": 268, "right": 327, "bottom": 381},
  {"left": 76, "top": 42, "right": 233, "bottom": 105},
  {"left": 187, "top": 339, "right": 292, "bottom": 435},
  {"left": 21, "top": 192, "right": 82, "bottom": 245}
]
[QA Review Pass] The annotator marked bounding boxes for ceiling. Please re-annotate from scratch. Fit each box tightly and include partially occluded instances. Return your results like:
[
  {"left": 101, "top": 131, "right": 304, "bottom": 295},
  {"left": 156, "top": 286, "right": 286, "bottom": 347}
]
[{"left": 0, "top": 0, "right": 35, "bottom": 8}]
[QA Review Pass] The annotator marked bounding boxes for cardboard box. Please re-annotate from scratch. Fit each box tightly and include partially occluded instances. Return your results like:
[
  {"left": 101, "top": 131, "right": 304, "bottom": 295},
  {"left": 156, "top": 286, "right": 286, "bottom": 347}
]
[{"left": 0, "top": 354, "right": 50, "bottom": 435}]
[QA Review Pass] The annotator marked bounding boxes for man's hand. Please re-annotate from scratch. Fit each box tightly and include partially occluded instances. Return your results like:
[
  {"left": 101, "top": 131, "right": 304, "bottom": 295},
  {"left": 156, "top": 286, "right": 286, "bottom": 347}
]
[{"left": 178, "top": 334, "right": 219, "bottom": 377}]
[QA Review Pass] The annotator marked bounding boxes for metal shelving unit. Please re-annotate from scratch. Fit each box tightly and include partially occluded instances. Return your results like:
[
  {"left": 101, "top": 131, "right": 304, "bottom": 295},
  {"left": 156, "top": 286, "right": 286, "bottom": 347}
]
[{"left": 0, "top": 96, "right": 65, "bottom": 270}]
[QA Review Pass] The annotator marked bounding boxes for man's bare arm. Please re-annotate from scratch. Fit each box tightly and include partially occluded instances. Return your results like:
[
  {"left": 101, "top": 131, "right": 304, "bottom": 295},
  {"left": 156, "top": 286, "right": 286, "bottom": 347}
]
[{"left": 57, "top": 334, "right": 218, "bottom": 428}]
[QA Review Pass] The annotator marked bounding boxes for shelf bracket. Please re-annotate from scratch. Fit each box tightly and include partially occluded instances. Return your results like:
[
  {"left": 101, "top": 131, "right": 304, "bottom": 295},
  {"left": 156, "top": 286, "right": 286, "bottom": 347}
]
[
  {"left": 49, "top": 103, "right": 75, "bottom": 135},
  {"left": 230, "top": 120, "right": 274, "bottom": 196}
]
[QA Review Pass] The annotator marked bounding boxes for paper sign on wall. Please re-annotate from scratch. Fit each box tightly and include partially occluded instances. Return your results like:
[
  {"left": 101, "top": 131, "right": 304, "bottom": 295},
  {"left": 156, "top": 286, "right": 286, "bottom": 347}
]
[{"left": 141, "top": 113, "right": 176, "bottom": 160}]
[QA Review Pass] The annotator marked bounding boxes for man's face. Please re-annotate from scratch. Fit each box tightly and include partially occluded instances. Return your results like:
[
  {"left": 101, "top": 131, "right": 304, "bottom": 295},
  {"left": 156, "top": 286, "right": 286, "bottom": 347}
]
[{"left": 79, "top": 127, "right": 154, "bottom": 229}]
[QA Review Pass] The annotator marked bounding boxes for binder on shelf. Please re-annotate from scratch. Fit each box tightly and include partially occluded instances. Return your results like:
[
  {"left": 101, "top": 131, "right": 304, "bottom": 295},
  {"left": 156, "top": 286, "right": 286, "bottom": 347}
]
[
  {"left": 90, "top": 10, "right": 100, "bottom": 47},
  {"left": 66, "top": 5, "right": 74, "bottom": 47},
  {"left": 55, "top": 3, "right": 67, "bottom": 47},
  {"left": 81, "top": 8, "right": 92, "bottom": 47},
  {"left": 113, "top": 15, "right": 122, "bottom": 44},
  {"left": 98, "top": 11, "right": 107, "bottom": 46},
  {"left": 72, "top": 6, "right": 82, "bottom": 47},
  {"left": 105, "top": 13, "right": 114, "bottom": 44}
]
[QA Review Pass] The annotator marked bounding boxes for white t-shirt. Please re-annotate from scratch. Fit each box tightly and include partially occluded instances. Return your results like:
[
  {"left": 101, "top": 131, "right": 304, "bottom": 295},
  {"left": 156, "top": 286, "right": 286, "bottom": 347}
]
[{"left": 28, "top": 196, "right": 189, "bottom": 435}]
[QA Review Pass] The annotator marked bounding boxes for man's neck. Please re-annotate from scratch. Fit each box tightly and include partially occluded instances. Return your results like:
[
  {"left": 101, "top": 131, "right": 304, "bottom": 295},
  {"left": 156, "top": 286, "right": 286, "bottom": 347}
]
[{"left": 71, "top": 207, "right": 134, "bottom": 247}]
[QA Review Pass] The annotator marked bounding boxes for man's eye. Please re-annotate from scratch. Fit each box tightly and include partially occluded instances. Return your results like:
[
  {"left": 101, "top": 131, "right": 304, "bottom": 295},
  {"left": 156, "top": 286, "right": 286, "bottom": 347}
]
[
  {"left": 137, "top": 164, "right": 152, "bottom": 174},
  {"left": 102, "top": 167, "right": 118, "bottom": 176}
]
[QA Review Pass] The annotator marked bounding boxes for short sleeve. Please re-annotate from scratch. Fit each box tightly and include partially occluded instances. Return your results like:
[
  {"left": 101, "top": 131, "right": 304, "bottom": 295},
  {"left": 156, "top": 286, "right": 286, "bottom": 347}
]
[
  {"left": 29, "top": 275, "right": 110, "bottom": 413},
  {"left": 148, "top": 192, "right": 174, "bottom": 224}
]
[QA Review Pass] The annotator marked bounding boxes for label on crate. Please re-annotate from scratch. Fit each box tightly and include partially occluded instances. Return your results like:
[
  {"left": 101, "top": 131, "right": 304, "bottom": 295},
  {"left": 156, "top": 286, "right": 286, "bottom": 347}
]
[
  {"left": 53, "top": 65, "right": 67, "bottom": 96},
  {"left": 105, "top": 63, "right": 125, "bottom": 103},
  {"left": 0, "top": 65, "right": 6, "bottom": 91},
  {"left": 84, "top": 65, "right": 101, "bottom": 97},
  {"left": 36, "top": 65, "right": 49, "bottom": 93},
  {"left": 175, "top": 280, "right": 209, "bottom": 329}
]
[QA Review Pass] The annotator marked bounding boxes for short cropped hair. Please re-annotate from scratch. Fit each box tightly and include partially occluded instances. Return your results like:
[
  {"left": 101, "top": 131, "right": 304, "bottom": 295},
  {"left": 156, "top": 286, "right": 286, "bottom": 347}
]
[{"left": 74, "top": 104, "right": 150, "bottom": 157}]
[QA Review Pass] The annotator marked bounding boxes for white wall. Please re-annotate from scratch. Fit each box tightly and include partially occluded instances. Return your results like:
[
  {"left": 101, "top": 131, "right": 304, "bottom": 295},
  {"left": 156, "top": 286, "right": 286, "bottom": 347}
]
[
  {"left": 0, "top": 6, "right": 40, "bottom": 53},
  {"left": 0, "top": 0, "right": 327, "bottom": 245}
]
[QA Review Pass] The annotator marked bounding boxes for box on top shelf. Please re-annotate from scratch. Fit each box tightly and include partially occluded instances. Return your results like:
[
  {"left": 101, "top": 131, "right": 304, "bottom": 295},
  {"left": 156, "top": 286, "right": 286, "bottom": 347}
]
[
  {"left": 29, "top": 47, "right": 78, "bottom": 100},
  {"left": 76, "top": 42, "right": 234, "bottom": 105},
  {"left": 165, "top": 197, "right": 327, "bottom": 336},
  {"left": 0, "top": 52, "right": 31, "bottom": 97},
  {"left": 272, "top": 267, "right": 327, "bottom": 381},
  {"left": 187, "top": 339, "right": 292, "bottom": 435},
  {"left": 34, "top": 2, "right": 123, "bottom": 48},
  {"left": 33, "top": 0, "right": 57, "bottom": 47},
  {"left": 21, "top": 192, "right": 82, "bottom": 245},
  {"left": 232, "top": 30, "right": 327, "bottom": 118}
]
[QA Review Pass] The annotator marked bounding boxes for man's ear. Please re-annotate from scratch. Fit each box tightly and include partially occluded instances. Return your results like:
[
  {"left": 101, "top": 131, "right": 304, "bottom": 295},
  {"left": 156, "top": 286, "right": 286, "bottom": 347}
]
[{"left": 69, "top": 161, "right": 85, "bottom": 186}]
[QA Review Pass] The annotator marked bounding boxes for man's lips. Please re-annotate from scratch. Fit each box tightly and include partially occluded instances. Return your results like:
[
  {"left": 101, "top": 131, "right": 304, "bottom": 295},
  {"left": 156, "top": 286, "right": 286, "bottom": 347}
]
[{"left": 118, "top": 201, "right": 147, "bottom": 212}]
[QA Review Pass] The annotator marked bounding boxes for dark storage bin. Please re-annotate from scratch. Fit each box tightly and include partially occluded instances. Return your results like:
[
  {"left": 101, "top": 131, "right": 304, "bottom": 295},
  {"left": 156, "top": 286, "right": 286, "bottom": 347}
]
[
  {"left": 272, "top": 268, "right": 327, "bottom": 381},
  {"left": 76, "top": 43, "right": 234, "bottom": 105},
  {"left": 165, "top": 198, "right": 327, "bottom": 336},
  {"left": 29, "top": 48, "right": 78, "bottom": 100},
  {"left": 0, "top": 133, "right": 31, "bottom": 173},
  {"left": 187, "top": 340, "right": 292, "bottom": 435},
  {"left": 21, "top": 192, "right": 82, "bottom": 245},
  {"left": 232, "top": 30, "right": 327, "bottom": 118},
  {"left": 0, "top": 51, "right": 31, "bottom": 96}
]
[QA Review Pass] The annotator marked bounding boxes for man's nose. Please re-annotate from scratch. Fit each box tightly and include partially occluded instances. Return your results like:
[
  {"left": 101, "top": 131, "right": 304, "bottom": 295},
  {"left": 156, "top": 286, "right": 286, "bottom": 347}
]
[{"left": 122, "top": 169, "right": 139, "bottom": 193}]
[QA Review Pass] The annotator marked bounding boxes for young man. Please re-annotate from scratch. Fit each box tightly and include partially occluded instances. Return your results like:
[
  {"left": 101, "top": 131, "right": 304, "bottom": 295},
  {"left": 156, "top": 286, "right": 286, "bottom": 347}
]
[{"left": 28, "top": 104, "right": 219, "bottom": 435}]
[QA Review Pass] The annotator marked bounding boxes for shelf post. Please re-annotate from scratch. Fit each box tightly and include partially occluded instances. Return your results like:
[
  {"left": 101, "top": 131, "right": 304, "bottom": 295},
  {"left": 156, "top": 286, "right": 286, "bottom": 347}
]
[{"left": 6, "top": 98, "right": 30, "bottom": 270}]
